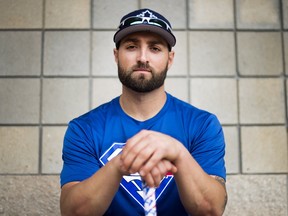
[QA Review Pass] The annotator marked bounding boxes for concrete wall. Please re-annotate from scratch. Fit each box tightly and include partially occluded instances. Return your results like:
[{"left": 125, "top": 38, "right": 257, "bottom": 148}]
[{"left": 0, "top": 0, "right": 287, "bottom": 215}]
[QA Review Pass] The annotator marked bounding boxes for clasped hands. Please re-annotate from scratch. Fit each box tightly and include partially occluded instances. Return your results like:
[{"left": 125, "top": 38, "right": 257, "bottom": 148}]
[{"left": 118, "top": 130, "right": 181, "bottom": 187}]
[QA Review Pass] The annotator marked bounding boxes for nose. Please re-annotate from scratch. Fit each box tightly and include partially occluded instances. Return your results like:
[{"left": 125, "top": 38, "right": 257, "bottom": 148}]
[{"left": 136, "top": 47, "right": 149, "bottom": 63}]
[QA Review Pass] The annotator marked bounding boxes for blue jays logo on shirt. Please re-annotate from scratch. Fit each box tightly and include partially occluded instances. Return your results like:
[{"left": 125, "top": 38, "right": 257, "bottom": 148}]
[{"left": 100, "top": 142, "right": 174, "bottom": 208}]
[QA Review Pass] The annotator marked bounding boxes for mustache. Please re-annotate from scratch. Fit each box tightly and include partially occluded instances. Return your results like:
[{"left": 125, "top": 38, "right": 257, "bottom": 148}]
[{"left": 131, "top": 62, "right": 152, "bottom": 72}]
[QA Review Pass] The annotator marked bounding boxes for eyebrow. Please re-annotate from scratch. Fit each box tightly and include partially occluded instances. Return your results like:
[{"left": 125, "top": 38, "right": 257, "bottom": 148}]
[
  {"left": 121, "top": 37, "right": 167, "bottom": 47},
  {"left": 121, "top": 38, "right": 139, "bottom": 44}
]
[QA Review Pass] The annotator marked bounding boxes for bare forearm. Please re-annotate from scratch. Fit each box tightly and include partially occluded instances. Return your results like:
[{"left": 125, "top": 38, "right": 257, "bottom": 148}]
[
  {"left": 174, "top": 150, "right": 227, "bottom": 216},
  {"left": 60, "top": 157, "right": 123, "bottom": 216}
]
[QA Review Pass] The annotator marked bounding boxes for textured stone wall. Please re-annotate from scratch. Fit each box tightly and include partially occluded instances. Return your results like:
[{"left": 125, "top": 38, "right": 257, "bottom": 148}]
[{"left": 0, "top": 0, "right": 287, "bottom": 215}]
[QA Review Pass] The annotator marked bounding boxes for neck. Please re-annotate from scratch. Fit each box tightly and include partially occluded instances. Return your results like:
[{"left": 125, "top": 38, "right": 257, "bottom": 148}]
[{"left": 120, "top": 86, "right": 167, "bottom": 121}]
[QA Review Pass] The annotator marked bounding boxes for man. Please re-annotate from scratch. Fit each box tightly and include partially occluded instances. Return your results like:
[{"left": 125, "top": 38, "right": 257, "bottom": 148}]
[{"left": 60, "top": 8, "right": 227, "bottom": 216}]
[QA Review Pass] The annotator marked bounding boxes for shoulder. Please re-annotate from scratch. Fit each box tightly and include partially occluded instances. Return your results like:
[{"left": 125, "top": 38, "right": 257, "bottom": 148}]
[
  {"left": 71, "top": 97, "right": 120, "bottom": 126},
  {"left": 168, "top": 93, "right": 216, "bottom": 122},
  {"left": 167, "top": 93, "right": 223, "bottom": 140},
  {"left": 65, "top": 97, "right": 120, "bottom": 139}
]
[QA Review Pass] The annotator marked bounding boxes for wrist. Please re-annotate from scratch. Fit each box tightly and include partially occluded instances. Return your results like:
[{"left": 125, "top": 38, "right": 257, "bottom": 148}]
[
  {"left": 173, "top": 145, "right": 189, "bottom": 167},
  {"left": 110, "top": 155, "right": 127, "bottom": 178}
]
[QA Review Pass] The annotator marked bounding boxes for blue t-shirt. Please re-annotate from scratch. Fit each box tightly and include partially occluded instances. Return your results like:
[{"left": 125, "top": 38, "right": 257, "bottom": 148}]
[{"left": 60, "top": 93, "right": 226, "bottom": 216}]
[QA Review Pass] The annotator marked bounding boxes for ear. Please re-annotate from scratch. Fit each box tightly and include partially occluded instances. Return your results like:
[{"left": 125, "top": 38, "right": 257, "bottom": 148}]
[
  {"left": 113, "top": 48, "right": 119, "bottom": 63},
  {"left": 167, "top": 50, "right": 175, "bottom": 70}
]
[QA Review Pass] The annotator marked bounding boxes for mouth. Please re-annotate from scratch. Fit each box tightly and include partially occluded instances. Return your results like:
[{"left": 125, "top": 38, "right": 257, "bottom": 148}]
[{"left": 132, "top": 67, "right": 152, "bottom": 73}]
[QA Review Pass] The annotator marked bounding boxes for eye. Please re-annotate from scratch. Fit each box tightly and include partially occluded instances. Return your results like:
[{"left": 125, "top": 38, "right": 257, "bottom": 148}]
[
  {"left": 150, "top": 46, "right": 161, "bottom": 52},
  {"left": 126, "top": 44, "right": 137, "bottom": 50}
]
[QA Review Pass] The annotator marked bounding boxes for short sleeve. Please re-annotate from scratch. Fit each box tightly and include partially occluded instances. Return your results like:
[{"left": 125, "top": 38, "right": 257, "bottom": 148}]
[
  {"left": 60, "top": 119, "right": 100, "bottom": 187},
  {"left": 191, "top": 114, "right": 226, "bottom": 180}
]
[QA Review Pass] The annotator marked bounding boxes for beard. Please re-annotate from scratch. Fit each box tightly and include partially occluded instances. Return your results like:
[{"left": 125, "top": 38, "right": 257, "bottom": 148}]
[{"left": 118, "top": 61, "right": 168, "bottom": 93}]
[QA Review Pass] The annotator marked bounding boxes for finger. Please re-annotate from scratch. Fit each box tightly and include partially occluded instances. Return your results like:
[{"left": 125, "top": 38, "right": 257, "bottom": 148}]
[
  {"left": 170, "top": 164, "right": 177, "bottom": 174},
  {"left": 121, "top": 130, "right": 150, "bottom": 169},
  {"left": 141, "top": 161, "right": 168, "bottom": 187},
  {"left": 123, "top": 130, "right": 161, "bottom": 173},
  {"left": 121, "top": 130, "right": 149, "bottom": 158},
  {"left": 150, "top": 166, "right": 163, "bottom": 187},
  {"left": 142, "top": 160, "right": 177, "bottom": 187},
  {"left": 128, "top": 144, "right": 155, "bottom": 173},
  {"left": 121, "top": 137, "right": 151, "bottom": 171},
  {"left": 141, "top": 160, "right": 177, "bottom": 179},
  {"left": 149, "top": 160, "right": 175, "bottom": 185},
  {"left": 139, "top": 151, "right": 162, "bottom": 176},
  {"left": 162, "top": 159, "right": 178, "bottom": 174},
  {"left": 121, "top": 144, "right": 147, "bottom": 172},
  {"left": 142, "top": 172, "right": 155, "bottom": 188}
]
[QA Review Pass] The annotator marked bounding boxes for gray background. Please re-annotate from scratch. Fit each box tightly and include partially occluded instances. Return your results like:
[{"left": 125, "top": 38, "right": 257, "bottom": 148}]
[{"left": 0, "top": 0, "right": 287, "bottom": 215}]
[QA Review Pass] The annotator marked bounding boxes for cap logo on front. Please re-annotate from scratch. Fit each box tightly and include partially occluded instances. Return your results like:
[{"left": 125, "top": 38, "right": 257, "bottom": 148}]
[
  {"left": 136, "top": 9, "right": 158, "bottom": 19},
  {"left": 113, "top": 8, "right": 176, "bottom": 48}
]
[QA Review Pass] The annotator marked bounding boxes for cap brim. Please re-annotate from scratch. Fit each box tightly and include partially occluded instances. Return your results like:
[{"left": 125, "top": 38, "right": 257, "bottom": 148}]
[{"left": 114, "top": 25, "right": 176, "bottom": 48}]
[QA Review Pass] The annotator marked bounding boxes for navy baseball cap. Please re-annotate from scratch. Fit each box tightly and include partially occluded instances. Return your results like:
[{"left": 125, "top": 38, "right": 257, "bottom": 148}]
[{"left": 113, "top": 9, "right": 176, "bottom": 49}]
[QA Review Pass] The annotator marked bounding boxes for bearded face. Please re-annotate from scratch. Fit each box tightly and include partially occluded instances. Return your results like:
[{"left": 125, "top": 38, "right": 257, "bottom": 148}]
[{"left": 118, "top": 61, "right": 168, "bottom": 93}]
